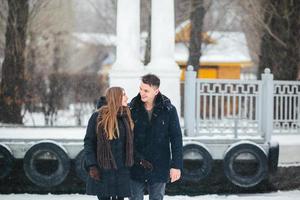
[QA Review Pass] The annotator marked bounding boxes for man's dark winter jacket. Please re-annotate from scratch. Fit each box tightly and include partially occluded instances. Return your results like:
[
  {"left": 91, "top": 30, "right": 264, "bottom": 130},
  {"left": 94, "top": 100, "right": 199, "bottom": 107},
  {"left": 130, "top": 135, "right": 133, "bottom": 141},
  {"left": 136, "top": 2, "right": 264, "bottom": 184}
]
[{"left": 129, "top": 92, "right": 183, "bottom": 183}]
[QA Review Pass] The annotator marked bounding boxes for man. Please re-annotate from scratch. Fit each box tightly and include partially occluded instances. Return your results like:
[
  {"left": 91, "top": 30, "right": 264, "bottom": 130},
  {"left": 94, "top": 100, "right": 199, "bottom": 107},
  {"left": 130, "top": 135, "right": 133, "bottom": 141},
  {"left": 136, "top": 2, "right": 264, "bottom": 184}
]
[{"left": 129, "top": 74, "right": 183, "bottom": 200}]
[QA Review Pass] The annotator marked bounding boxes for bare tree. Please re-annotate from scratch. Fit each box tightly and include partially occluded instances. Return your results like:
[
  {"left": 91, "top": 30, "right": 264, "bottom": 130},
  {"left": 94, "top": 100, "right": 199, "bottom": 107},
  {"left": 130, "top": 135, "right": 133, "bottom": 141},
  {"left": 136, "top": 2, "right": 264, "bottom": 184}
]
[
  {"left": 0, "top": 0, "right": 7, "bottom": 50},
  {"left": 188, "top": 0, "right": 207, "bottom": 72},
  {"left": 141, "top": 0, "right": 151, "bottom": 65},
  {"left": 75, "top": 0, "right": 117, "bottom": 34},
  {"left": 177, "top": 0, "right": 240, "bottom": 73},
  {"left": 0, "top": 0, "right": 66, "bottom": 124},
  {"left": 258, "top": 0, "right": 300, "bottom": 80},
  {"left": 238, "top": 0, "right": 300, "bottom": 80},
  {"left": 0, "top": 0, "right": 29, "bottom": 124}
]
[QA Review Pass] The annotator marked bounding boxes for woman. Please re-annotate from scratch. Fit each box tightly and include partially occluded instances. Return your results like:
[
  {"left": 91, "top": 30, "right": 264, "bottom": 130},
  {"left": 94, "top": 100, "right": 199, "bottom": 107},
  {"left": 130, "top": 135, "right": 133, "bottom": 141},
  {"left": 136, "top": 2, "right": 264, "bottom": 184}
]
[{"left": 84, "top": 87, "right": 134, "bottom": 200}]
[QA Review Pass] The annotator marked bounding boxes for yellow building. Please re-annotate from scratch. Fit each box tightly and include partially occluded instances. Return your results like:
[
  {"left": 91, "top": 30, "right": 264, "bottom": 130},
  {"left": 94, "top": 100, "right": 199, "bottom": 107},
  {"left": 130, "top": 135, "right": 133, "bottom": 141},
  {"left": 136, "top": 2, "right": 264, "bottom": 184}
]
[{"left": 175, "top": 21, "right": 253, "bottom": 80}]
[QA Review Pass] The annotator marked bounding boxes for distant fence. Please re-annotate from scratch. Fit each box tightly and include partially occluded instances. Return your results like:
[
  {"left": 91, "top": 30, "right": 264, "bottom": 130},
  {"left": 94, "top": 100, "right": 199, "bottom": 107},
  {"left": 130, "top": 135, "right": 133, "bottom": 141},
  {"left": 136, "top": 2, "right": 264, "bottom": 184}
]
[
  {"left": 273, "top": 81, "right": 300, "bottom": 134},
  {"left": 184, "top": 67, "right": 300, "bottom": 139}
]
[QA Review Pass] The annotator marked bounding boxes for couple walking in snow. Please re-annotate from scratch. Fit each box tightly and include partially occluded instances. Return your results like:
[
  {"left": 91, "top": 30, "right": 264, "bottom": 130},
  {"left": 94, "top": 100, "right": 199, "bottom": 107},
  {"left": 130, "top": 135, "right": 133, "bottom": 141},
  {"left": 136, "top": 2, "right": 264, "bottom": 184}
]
[{"left": 84, "top": 74, "right": 183, "bottom": 200}]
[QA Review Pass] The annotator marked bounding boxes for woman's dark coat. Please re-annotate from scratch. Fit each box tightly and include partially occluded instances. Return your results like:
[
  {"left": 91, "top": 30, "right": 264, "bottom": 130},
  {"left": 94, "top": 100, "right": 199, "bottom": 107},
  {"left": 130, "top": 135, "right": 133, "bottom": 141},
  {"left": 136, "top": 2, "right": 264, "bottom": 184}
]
[
  {"left": 84, "top": 100, "right": 131, "bottom": 197},
  {"left": 129, "top": 92, "right": 183, "bottom": 183}
]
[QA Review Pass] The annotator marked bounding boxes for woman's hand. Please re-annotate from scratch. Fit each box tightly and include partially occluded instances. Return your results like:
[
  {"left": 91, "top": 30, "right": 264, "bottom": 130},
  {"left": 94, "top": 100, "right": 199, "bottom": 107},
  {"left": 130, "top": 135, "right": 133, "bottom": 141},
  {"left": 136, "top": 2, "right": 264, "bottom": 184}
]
[
  {"left": 140, "top": 159, "right": 153, "bottom": 171},
  {"left": 89, "top": 166, "right": 100, "bottom": 181}
]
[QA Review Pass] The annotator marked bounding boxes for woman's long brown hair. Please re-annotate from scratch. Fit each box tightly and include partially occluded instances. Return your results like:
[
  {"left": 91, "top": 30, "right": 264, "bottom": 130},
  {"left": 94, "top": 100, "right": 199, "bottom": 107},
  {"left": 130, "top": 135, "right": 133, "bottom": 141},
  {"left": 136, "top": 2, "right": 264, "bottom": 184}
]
[{"left": 97, "top": 87, "right": 134, "bottom": 140}]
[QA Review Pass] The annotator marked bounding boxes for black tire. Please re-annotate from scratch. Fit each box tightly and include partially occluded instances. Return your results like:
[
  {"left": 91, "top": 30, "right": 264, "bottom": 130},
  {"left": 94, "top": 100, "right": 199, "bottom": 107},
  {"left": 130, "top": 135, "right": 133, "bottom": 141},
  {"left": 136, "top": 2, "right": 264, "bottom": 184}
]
[
  {"left": 23, "top": 142, "right": 70, "bottom": 187},
  {"left": 223, "top": 142, "right": 268, "bottom": 188},
  {"left": 268, "top": 141, "right": 279, "bottom": 174},
  {"left": 0, "top": 145, "right": 14, "bottom": 179},
  {"left": 182, "top": 144, "right": 213, "bottom": 182},
  {"left": 74, "top": 149, "right": 88, "bottom": 182}
]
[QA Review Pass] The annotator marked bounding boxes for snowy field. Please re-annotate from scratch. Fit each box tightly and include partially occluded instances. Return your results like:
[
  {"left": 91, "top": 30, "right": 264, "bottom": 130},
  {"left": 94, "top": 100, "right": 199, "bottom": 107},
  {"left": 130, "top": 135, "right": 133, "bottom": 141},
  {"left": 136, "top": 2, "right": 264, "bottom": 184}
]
[
  {"left": 22, "top": 104, "right": 94, "bottom": 127},
  {"left": 1, "top": 191, "right": 300, "bottom": 200}
]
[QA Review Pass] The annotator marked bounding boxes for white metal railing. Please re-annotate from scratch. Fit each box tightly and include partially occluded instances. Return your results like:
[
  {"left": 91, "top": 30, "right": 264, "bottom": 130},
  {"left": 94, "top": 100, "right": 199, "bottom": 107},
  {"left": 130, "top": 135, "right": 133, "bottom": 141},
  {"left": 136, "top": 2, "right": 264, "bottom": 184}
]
[
  {"left": 195, "top": 79, "right": 262, "bottom": 138},
  {"left": 273, "top": 81, "right": 300, "bottom": 134},
  {"left": 184, "top": 67, "right": 300, "bottom": 141}
]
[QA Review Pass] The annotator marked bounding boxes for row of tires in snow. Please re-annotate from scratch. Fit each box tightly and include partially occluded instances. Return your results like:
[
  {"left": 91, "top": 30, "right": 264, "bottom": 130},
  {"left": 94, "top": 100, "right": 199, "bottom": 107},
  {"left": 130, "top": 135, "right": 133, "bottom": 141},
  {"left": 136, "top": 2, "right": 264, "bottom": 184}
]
[
  {"left": 0, "top": 142, "right": 88, "bottom": 187},
  {"left": 182, "top": 141, "right": 279, "bottom": 187},
  {"left": 0, "top": 140, "right": 279, "bottom": 188}
]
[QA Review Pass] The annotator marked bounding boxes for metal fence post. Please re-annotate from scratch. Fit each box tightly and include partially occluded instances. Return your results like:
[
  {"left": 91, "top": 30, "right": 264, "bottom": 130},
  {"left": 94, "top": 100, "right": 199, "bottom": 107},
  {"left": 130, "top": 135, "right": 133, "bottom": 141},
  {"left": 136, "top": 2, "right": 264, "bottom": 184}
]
[
  {"left": 261, "top": 68, "right": 274, "bottom": 143},
  {"left": 184, "top": 66, "right": 196, "bottom": 136}
]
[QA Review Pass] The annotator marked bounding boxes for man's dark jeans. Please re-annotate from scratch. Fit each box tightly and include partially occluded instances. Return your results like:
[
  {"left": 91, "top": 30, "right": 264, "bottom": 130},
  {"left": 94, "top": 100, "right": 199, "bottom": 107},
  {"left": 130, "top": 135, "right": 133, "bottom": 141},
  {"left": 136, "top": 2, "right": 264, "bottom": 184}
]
[{"left": 130, "top": 179, "right": 166, "bottom": 200}]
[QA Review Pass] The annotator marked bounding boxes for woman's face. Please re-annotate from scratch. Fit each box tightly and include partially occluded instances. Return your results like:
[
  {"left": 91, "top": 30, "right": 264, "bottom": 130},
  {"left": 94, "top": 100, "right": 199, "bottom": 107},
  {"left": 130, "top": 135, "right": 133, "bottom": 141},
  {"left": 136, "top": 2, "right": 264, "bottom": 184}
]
[{"left": 121, "top": 90, "right": 128, "bottom": 106}]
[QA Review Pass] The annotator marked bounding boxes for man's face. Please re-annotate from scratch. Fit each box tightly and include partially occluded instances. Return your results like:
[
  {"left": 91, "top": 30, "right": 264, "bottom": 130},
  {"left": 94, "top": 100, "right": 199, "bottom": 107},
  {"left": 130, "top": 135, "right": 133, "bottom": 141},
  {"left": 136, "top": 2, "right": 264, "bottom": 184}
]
[{"left": 139, "top": 82, "right": 159, "bottom": 104}]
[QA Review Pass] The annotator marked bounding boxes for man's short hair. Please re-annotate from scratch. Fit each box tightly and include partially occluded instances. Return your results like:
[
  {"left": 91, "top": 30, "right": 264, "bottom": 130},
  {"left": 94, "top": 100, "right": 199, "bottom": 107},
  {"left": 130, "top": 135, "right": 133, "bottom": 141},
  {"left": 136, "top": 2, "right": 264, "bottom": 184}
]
[{"left": 141, "top": 74, "right": 160, "bottom": 88}]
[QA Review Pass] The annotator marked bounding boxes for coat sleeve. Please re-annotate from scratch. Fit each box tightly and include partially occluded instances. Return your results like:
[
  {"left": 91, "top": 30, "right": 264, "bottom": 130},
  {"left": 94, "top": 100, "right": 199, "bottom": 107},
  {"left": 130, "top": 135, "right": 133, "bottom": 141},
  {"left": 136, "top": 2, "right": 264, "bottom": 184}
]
[
  {"left": 84, "top": 112, "right": 98, "bottom": 169},
  {"left": 169, "top": 106, "right": 183, "bottom": 170}
]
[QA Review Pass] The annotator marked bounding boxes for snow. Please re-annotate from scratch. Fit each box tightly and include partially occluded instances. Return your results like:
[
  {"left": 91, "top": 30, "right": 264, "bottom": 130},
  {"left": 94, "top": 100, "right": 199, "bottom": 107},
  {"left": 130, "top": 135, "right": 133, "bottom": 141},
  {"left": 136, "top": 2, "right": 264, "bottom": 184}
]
[
  {"left": 2, "top": 123, "right": 300, "bottom": 144},
  {"left": 174, "top": 20, "right": 251, "bottom": 64},
  {"left": 22, "top": 104, "right": 94, "bottom": 127},
  {"left": 272, "top": 135, "right": 300, "bottom": 145},
  {"left": 71, "top": 30, "right": 251, "bottom": 66},
  {"left": 1, "top": 191, "right": 300, "bottom": 200},
  {"left": 175, "top": 32, "right": 251, "bottom": 64},
  {"left": 273, "top": 135, "right": 300, "bottom": 165},
  {"left": 0, "top": 127, "right": 85, "bottom": 140}
]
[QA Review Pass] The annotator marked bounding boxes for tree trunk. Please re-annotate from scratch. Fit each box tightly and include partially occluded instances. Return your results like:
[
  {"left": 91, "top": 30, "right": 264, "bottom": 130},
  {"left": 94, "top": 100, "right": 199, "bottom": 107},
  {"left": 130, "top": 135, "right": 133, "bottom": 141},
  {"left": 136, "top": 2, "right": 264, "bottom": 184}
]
[
  {"left": 144, "top": 14, "right": 151, "bottom": 65},
  {"left": 0, "top": 0, "right": 29, "bottom": 124},
  {"left": 258, "top": 0, "right": 300, "bottom": 80},
  {"left": 187, "top": 0, "right": 205, "bottom": 72},
  {"left": 24, "top": 31, "right": 37, "bottom": 113}
]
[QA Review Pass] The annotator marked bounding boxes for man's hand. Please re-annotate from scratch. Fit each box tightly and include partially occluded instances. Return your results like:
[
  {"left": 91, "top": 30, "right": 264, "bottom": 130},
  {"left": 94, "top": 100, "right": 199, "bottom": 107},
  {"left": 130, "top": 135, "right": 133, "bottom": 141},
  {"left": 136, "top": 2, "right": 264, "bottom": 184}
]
[
  {"left": 140, "top": 159, "right": 153, "bottom": 171},
  {"left": 89, "top": 166, "right": 100, "bottom": 181},
  {"left": 170, "top": 168, "right": 181, "bottom": 183}
]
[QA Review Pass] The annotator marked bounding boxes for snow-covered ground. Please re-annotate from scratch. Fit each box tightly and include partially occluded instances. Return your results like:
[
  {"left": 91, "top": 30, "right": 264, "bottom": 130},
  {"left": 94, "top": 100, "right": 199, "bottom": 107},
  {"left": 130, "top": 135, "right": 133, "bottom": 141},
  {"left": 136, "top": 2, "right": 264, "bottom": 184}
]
[
  {"left": 22, "top": 104, "right": 94, "bottom": 127},
  {"left": 1, "top": 191, "right": 300, "bottom": 200}
]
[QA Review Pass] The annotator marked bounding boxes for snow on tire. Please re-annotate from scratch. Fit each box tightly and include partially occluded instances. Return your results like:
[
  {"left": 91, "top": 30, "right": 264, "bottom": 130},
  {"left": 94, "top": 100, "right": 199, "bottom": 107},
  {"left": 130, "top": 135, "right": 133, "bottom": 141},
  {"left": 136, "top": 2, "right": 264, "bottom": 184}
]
[
  {"left": 23, "top": 142, "right": 70, "bottom": 187},
  {"left": 74, "top": 149, "right": 88, "bottom": 182},
  {"left": 223, "top": 141, "right": 268, "bottom": 188},
  {"left": 0, "top": 144, "right": 14, "bottom": 179},
  {"left": 182, "top": 144, "right": 213, "bottom": 182}
]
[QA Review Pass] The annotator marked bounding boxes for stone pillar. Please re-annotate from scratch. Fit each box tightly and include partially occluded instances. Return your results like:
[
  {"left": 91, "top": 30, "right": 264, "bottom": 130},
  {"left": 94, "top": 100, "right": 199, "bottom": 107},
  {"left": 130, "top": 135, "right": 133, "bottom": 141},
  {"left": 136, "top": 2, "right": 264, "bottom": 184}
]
[
  {"left": 146, "top": 0, "right": 181, "bottom": 116},
  {"left": 261, "top": 68, "right": 274, "bottom": 143},
  {"left": 109, "top": 0, "right": 143, "bottom": 100},
  {"left": 184, "top": 66, "right": 196, "bottom": 136}
]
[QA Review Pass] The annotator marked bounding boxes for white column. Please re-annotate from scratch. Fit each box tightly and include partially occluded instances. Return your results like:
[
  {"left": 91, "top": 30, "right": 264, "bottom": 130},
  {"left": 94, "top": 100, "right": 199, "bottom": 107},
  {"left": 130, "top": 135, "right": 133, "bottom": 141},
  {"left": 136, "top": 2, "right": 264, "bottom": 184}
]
[
  {"left": 261, "top": 68, "right": 274, "bottom": 143},
  {"left": 112, "top": 0, "right": 141, "bottom": 71},
  {"left": 184, "top": 66, "right": 197, "bottom": 136},
  {"left": 109, "top": 0, "right": 144, "bottom": 100},
  {"left": 146, "top": 0, "right": 181, "bottom": 117},
  {"left": 148, "top": 0, "right": 178, "bottom": 71}
]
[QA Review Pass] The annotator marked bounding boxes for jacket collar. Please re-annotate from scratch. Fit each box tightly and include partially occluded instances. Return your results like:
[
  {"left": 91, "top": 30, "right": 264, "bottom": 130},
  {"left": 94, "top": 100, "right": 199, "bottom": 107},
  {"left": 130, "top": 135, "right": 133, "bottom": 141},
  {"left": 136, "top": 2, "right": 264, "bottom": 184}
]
[{"left": 130, "top": 92, "right": 172, "bottom": 112}]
